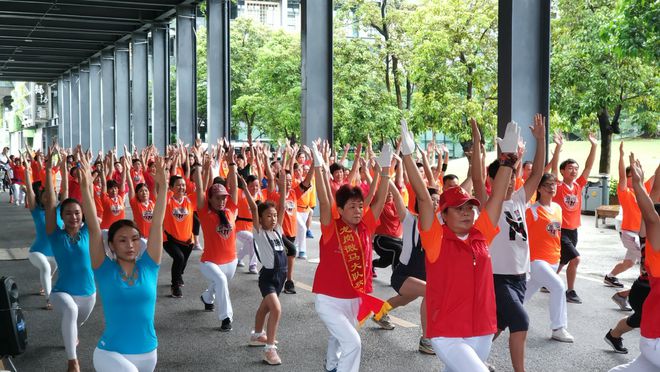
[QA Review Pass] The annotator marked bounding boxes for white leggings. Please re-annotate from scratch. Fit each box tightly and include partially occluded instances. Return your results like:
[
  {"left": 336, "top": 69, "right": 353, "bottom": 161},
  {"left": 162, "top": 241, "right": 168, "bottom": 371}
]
[
  {"left": 236, "top": 230, "right": 257, "bottom": 267},
  {"left": 431, "top": 335, "right": 493, "bottom": 372},
  {"left": 296, "top": 210, "right": 311, "bottom": 254},
  {"left": 524, "top": 260, "right": 568, "bottom": 330},
  {"left": 11, "top": 183, "right": 25, "bottom": 204},
  {"left": 93, "top": 347, "right": 157, "bottom": 372},
  {"left": 609, "top": 337, "right": 660, "bottom": 371},
  {"left": 200, "top": 260, "right": 237, "bottom": 321},
  {"left": 27, "top": 252, "right": 57, "bottom": 299},
  {"left": 315, "top": 294, "right": 361, "bottom": 372},
  {"left": 50, "top": 292, "right": 96, "bottom": 359}
]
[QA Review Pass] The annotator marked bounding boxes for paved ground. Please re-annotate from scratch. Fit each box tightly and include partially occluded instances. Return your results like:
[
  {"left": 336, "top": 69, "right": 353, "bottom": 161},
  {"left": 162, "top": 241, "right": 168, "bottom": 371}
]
[{"left": 0, "top": 190, "right": 643, "bottom": 372}]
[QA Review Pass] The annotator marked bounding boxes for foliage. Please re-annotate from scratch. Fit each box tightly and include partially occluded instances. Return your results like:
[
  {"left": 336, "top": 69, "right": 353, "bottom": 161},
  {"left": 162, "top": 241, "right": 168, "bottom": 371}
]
[{"left": 607, "top": 0, "right": 660, "bottom": 62}]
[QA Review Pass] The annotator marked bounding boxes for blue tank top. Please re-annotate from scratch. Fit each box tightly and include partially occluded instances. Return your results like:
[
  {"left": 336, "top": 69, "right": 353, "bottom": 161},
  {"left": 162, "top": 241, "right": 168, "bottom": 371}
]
[
  {"left": 30, "top": 207, "right": 63, "bottom": 256},
  {"left": 48, "top": 224, "right": 95, "bottom": 296},
  {"left": 95, "top": 251, "right": 159, "bottom": 354}
]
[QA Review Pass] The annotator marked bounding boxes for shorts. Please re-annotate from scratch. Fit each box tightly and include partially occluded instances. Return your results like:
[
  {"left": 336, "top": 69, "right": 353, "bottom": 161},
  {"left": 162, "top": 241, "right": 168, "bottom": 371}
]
[
  {"left": 390, "top": 271, "right": 407, "bottom": 295},
  {"left": 621, "top": 230, "right": 641, "bottom": 262},
  {"left": 626, "top": 279, "right": 651, "bottom": 328},
  {"left": 560, "top": 228, "right": 580, "bottom": 265},
  {"left": 258, "top": 268, "right": 287, "bottom": 297},
  {"left": 494, "top": 274, "right": 529, "bottom": 333},
  {"left": 283, "top": 235, "right": 297, "bottom": 257}
]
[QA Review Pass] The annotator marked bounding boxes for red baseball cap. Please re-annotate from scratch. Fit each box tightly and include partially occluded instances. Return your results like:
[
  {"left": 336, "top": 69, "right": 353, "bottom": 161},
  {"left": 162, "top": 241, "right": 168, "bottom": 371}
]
[
  {"left": 438, "top": 186, "right": 480, "bottom": 211},
  {"left": 208, "top": 183, "right": 229, "bottom": 198}
]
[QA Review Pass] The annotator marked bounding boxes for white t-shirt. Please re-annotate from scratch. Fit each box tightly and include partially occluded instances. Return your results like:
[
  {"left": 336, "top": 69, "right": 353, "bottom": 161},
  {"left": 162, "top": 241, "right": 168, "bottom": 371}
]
[
  {"left": 400, "top": 211, "right": 418, "bottom": 265},
  {"left": 253, "top": 226, "right": 284, "bottom": 270},
  {"left": 489, "top": 188, "right": 530, "bottom": 275}
]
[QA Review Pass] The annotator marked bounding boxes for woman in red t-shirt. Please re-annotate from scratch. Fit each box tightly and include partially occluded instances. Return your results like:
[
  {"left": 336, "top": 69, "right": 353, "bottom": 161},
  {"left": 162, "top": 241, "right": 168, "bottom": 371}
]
[
  {"left": 99, "top": 159, "right": 127, "bottom": 230},
  {"left": 126, "top": 157, "right": 155, "bottom": 239}
]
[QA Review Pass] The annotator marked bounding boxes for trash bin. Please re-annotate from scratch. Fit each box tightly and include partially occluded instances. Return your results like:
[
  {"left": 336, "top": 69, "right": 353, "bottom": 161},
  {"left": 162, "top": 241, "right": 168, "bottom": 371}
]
[{"left": 581, "top": 174, "right": 610, "bottom": 213}]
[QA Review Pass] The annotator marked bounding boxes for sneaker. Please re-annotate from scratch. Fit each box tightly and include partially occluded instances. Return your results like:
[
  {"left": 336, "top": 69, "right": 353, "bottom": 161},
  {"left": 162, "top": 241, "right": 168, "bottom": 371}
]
[
  {"left": 371, "top": 314, "right": 395, "bottom": 330},
  {"left": 551, "top": 328, "right": 574, "bottom": 343},
  {"left": 306, "top": 229, "right": 314, "bottom": 239},
  {"left": 604, "top": 329, "right": 628, "bottom": 354},
  {"left": 200, "top": 295, "right": 214, "bottom": 311},
  {"left": 237, "top": 260, "right": 245, "bottom": 268},
  {"left": 263, "top": 346, "right": 282, "bottom": 365},
  {"left": 566, "top": 290, "right": 582, "bottom": 304},
  {"left": 249, "top": 332, "right": 267, "bottom": 347},
  {"left": 297, "top": 252, "right": 307, "bottom": 260},
  {"left": 193, "top": 243, "right": 203, "bottom": 251},
  {"left": 171, "top": 285, "right": 183, "bottom": 298},
  {"left": 611, "top": 293, "right": 632, "bottom": 311},
  {"left": 220, "top": 317, "right": 232, "bottom": 332},
  {"left": 540, "top": 286, "right": 550, "bottom": 293},
  {"left": 283, "top": 280, "right": 296, "bottom": 294},
  {"left": 418, "top": 337, "right": 435, "bottom": 355},
  {"left": 604, "top": 275, "right": 624, "bottom": 288},
  {"left": 248, "top": 264, "right": 258, "bottom": 274}
]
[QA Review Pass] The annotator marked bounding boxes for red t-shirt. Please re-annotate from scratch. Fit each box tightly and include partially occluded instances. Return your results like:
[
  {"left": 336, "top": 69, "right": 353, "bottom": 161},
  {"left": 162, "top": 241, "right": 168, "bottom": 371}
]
[
  {"left": 69, "top": 176, "right": 82, "bottom": 202},
  {"left": 100, "top": 193, "right": 126, "bottom": 229},
  {"left": 553, "top": 176, "right": 587, "bottom": 229},
  {"left": 199, "top": 204, "right": 238, "bottom": 265},
  {"left": 374, "top": 201, "right": 402, "bottom": 238},
  {"left": 312, "top": 210, "right": 378, "bottom": 299},
  {"left": 129, "top": 197, "right": 155, "bottom": 238},
  {"left": 641, "top": 241, "right": 660, "bottom": 338},
  {"left": 94, "top": 184, "right": 104, "bottom": 218}
]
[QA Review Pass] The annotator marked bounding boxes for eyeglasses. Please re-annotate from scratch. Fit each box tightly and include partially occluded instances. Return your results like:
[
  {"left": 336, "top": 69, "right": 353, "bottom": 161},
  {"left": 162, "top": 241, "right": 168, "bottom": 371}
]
[{"left": 540, "top": 182, "right": 557, "bottom": 189}]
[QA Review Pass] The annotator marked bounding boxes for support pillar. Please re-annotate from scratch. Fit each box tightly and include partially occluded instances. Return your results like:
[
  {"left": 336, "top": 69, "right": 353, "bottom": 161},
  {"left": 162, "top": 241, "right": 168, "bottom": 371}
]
[
  {"left": 300, "top": 0, "right": 333, "bottom": 145},
  {"left": 115, "top": 42, "right": 131, "bottom": 151},
  {"left": 101, "top": 50, "right": 115, "bottom": 151},
  {"left": 207, "top": 0, "right": 231, "bottom": 143},
  {"left": 70, "top": 68, "right": 80, "bottom": 147},
  {"left": 132, "top": 32, "right": 149, "bottom": 149},
  {"left": 151, "top": 25, "right": 170, "bottom": 152},
  {"left": 58, "top": 76, "right": 70, "bottom": 148},
  {"left": 79, "top": 63, "right": 91, "bottom": 150},
  {"left": 498, "top": 0, "right": 550, "bottom": 161},
  {"left": 176, "top": 5, "right": 197, "bottom": 145},
  {"left": 90, "top": 57, "right": 102, "bottom": 152}
]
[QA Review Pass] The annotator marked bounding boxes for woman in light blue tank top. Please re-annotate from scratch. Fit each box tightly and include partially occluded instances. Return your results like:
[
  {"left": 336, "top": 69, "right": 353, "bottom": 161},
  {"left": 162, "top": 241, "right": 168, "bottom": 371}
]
[
  {"left": 43, "top": 148, "right": 96, "bottom": 372},
  {"left": 79, "top": 153, "right": 168, "bottom": 372}
]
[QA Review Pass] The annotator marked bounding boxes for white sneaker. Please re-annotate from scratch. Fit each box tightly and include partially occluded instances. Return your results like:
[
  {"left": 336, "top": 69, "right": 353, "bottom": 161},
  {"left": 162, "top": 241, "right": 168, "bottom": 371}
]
[{"left": 552, "top": 328, "right": 574, "bottom": 343}]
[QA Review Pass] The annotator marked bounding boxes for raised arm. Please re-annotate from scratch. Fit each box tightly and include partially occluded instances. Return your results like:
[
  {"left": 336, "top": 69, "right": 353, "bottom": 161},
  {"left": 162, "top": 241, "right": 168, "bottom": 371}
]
[
  {"left": 225, "top": 144, "right": 238, "bottom": 206},
  {"left": 389, "top": 179, "right": 407, "bottom": 222},
  {"left": 312, "top": 143, "right": 332, "bottom": 226},
  {"left": 420, "top": 147, "right": 438, "bottom": 190},
  {"left": 346, "top": 143, "right": 362, "bottom": 186},
  {"left": 194, "top": 162, "right": 206, "bottom": 210},
  {"left": 58, "top": 149, "right": 69, "bottom": 201},
  {"left": 125, "top": 156, "right": 135, "bottom": 200},
  {"left": 580, "top": 133, "right": 598, "bottom": 180},
  {"left": 470, "top": 119, "right": 488, "bottom": 208},
  {"left": 401, "top": 121, "right": 434, "bottom": 231},
  {"left": 630, "top": 154, "right": 660, "bottom": 250},
  {"left": 147, "top": 158, "right": 168, "bottom": 263},
  {"left": 548, "top": 131, "right": 563, "bottom": 177},
  {"left": 22, "top": 152, "right": 36, "bottom": 210},
  {"left": 485, "top": 122, "right": 520, "bottom": 224},
  {"left": 617, "top": 142, "right": 627, "bottom": 192},
  {"left": 44, "top": 148, "right": 58, "bottom": 234},
  {"left": 78, "top": 152, "right": 104, "bottom": 269},
  {"left": 523, "top": 113, "right": 547, "bottom": 201},
  {"left": 264, "top": 149, "right": 276, "bottom": 194}
]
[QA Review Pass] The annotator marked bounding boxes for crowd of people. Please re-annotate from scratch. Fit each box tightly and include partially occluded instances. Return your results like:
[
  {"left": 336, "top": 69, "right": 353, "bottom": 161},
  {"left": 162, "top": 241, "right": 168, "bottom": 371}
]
[{"left": 1, "top": 115, "right": 659, "bottom": 372}]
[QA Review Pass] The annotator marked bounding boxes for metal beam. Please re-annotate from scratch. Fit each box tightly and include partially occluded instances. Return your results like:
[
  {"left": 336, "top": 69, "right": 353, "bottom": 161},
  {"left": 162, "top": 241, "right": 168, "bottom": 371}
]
[
  {"left": 79, "top": 63, "right": 91, "bottom": 149},
  {"left": 207, "top": 0, "right": 231, "bottom": 143},
  {"left": 131, "top": 32, "right": 148, "bottom": 149},
  {"left": 151, "top": 24, "right": 170, "bottom": 152},
  {"left": 114, "top": 41, "right": 130, "bottom": 150},
  {"left": 69, "top": 67, "right": 80, "bottom": 147},
  {"left": 498, "top": 0, "right": 551, "bottom": 161},
  {"left": 90, "top": 57, "right": 102, "bottom": 152},
  {"left": 300, "top": 0, "right": 333, "bottom": 145},
  {"left": 101, "top": 49, "right": 115, "bottom": 151},
  {"left": 176, "top": 4, "right": 197, "bottom": 145}
]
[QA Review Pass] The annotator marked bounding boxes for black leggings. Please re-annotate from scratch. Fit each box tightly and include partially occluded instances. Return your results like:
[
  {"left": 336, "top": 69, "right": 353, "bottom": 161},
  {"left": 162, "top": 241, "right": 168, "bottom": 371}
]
[
  {"left": 372, "top": 235, "right": 403, "bottom": 269},
  {"left": 626, "top": 279, "right": 651, "bottom": 328},
  {"left": 164, "top": 239, "right": 193, "bottom": 287},
  {"left": 192, "top": 212, "right": 200, "bottom": 236}
]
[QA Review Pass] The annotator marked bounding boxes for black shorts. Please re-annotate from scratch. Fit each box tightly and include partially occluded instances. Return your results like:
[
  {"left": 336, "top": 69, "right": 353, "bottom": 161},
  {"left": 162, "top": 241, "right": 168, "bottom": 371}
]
[
  {"left": 258, "top": 268, "right": 287, "bottom": 297},
  {"left": 283, "top": 235, "right": 297, "bottom": 257},
  {"left": 626, "top": 279, "right": 651, "bottom": 328},
  {"left": 390, "top": 271, "right": 407, "bottom": 294},
  {"left": 494, "top": 274, "right": 529, "bottom": 333},
  {"left": 560, "top": 228, "right": 580, "bottom": 265}
]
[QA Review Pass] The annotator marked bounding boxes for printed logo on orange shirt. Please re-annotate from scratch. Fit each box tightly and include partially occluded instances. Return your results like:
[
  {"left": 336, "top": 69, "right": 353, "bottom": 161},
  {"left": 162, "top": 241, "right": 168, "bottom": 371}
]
[
  {"left": 172, "top": 207, "right": 189, "bottom": 222},
  {"left": 285, "top": 200, "right": 295, "bottom": 214},
  {"left": 110, "top": 202, "right": 123, "bottom": 216},
  {"left": 563, "top": 194, "right": 578, "bottom": 209},
  {"left": 546, "top": 222, "right": 561, "bottom": 236},
  {"left": 142, "top": 210, "right": 153, "bottom": 222},
  {"left": 216, "top": 223, "right": 232, "bottom": 239}
]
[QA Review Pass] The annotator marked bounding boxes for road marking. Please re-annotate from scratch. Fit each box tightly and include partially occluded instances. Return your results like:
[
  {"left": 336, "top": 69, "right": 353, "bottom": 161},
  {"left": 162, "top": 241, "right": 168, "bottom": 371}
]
[{"left": 296, "top": 281, "right": 419, "bottom": 328}]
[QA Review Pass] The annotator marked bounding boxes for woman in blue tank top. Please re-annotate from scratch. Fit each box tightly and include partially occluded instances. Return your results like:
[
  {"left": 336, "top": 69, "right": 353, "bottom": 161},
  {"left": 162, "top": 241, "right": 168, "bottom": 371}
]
[
  {"left": 79, "top": 153, "right": 168, "bottom": 372},
  {"left": 44, "top": 147, "right": 96, "bottom": 372}
]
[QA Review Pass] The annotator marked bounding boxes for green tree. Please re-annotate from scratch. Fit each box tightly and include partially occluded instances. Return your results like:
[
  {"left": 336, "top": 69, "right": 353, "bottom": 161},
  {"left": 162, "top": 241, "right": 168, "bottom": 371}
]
[{"left": 608, "top": 0, "right": 660, "bottom": 63}]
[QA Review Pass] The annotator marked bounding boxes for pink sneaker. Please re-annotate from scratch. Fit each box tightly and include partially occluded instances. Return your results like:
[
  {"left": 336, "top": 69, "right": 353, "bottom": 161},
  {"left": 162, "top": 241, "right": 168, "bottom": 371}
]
[
  {"left": 249, "top": 332, "right": 267, "bottom": 347},
  {"left": 263, "top": 347, "right": 281, "bottom": 365}
]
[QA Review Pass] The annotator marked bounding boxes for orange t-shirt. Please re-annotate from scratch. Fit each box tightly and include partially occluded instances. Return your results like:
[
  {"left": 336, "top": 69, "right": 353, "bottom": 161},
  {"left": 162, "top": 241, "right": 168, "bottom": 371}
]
[
  {"left": 617, "top": 187, "right": 641, "bottom": 232},
  {"left": 553, "top": 176, "right": 587, "bottom": 229},
  {"left": 163, "top": 194, "right": 197, "bottom": 243},
  {"left": 94, "top": 184, "right": 104, "bottom": 218},
  {"left": 268, "top": 186, "right": 305, "bottom": 238},
  {"left": 405, "top": 182, "right": 417, "bottom": 211},
  {"left": 199, "top": 205, "right": 238, "bottom": 265},
  {"left": 129, "top": 197, "right": 155, "bottom": 238},
  {"left": 514, "top": 177, "right": 524, "bottom": 190},
  {"left": 526, "top": 202, "right": 563, "bottom": 264},
  {"left": 235, "top": 189, "right": 264, "bottom": 232},
  {"left": 297, "top": 179, "right": 317, "bottom": 212},
  {"left": 100, "top": 193, "right": 126, "bottom": 229},
  {"left": 130, "top": 169, "right": 145, "bottom": 185}
]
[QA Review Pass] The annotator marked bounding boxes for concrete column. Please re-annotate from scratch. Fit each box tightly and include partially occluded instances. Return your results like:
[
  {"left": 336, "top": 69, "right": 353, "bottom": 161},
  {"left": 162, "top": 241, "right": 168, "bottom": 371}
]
[
  {"left": 300, "top": 0, "right": 333, "bottom": 145},
  {"left": 115, "top": 42, "right": 131, "bottom": 151},
  {"left": 101, "top": 50, "right": 115, "bottom": 151},
  {"left": 176, "top": 5, "right": 197, "bottom": 145},
  {"left": 207, "top": 0, "right": 231, "bottom": 143},
  {"left": 498, "top": 0, "right": 550, "bottom": 161},
  {"left": 70, "top": 68, "right": 80, "bottom": 147},
  {"left": 132, "top": 32, "right": 149, "bottom": 149},
  {"left": 57, "top": 77, "right": 67, "bottom": 147},
  {"left": 90, "top": 57, "right": 102, "bottom": 152},
  {"left": 79, "top": 63, "right": 91, "bottom": 150},
  {"left": 151, "top": 24, "right": 170, "bottom": 152}
]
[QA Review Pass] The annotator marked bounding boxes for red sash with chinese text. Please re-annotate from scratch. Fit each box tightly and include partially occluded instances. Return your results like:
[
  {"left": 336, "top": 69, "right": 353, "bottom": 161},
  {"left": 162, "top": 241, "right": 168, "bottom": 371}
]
[{"left": 335, "top": 218, "right": 389, "bottom": 325}]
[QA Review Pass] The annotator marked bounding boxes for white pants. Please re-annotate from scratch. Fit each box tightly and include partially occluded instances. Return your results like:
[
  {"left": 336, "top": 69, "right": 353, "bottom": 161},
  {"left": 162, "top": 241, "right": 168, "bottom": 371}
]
[
  {"left": 50, "top": 292, "right": 96, "bottom": 359},
  {"left": 28, "top": 252, "right": 57, "bottom": 299},
  {"left": 609, "top": 337, "right": 660, "bottom": 371},
  {"left": 200, "top": 260, "right": 237, "bottom": 321},
  {"left": 236, "top": 230, "right": 258, "bottom": 267},
  {"left": 296, "top": 209, "right": 312, "bottom": 254},
  {"left": 93, "top": 347, "right": 157, "bottom": 372},
  {"left": 431, "top": 335, "right": 493, "bottom": 372},
  {"left": 525, "top": 260, "right": 568, "bottom": 330},
  {"left": 11, "top": 183, "right": 24, "bottom": 204},
  {"left": 315, "top": 294, "right": 361, "bottom": 372}
]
